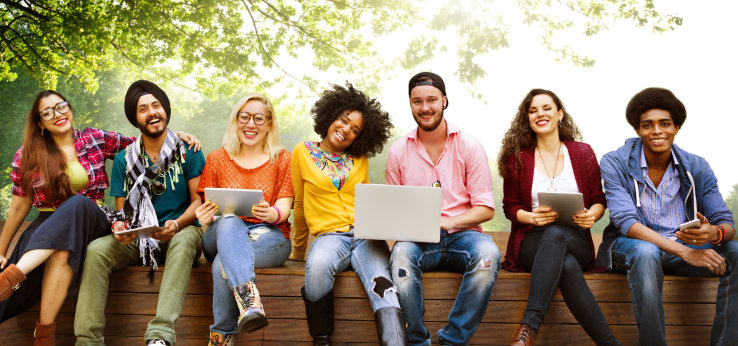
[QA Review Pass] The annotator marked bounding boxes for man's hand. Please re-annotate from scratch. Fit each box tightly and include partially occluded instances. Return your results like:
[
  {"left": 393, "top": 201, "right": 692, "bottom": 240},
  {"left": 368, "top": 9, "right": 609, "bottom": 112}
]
[
  {"left": 152, "top": 220, "right": 178, "bottom": 242},
  {"left": 675, "top": 212, "right": 716, "bottom": 246},
  {"left": 112, "top": 221, "right": 136, "bottom": 245},
  {"left": 440, "top": 217, "right": 456, "bottom": 231},
  {"left": 529, "top": 207, "right": 558, "bottom": 226},
  {"left": 680, "top": 247, "right": 727, "bottom": 275},
  {"left": 572, "top": 208, "right": 596, "bottom": 229}
]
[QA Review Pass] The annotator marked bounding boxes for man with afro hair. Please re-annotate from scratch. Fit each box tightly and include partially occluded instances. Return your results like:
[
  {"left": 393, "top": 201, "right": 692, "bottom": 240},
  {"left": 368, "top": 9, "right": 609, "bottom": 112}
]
[{"left": 596, "top": 87, "right": 738, "bottom": 345}]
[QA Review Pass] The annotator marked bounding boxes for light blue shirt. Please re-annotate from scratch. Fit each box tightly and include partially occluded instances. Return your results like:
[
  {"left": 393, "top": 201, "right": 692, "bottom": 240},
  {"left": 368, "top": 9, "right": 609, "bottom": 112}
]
[{"left": 638, "top": 148, "right": 687, "bottom": 239}]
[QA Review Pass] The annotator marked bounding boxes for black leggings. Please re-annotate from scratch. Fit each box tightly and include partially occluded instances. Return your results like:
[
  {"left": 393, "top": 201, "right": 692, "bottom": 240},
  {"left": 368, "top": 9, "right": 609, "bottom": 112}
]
[{"left": 518, "top": 225, "right": 620, "bottom": 346}]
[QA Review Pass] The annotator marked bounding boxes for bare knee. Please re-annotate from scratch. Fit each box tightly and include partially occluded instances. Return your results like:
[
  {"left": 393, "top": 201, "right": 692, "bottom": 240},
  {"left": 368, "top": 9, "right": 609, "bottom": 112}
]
[{"left": 47, "top": 250, "right": 70, "bottom": 266}]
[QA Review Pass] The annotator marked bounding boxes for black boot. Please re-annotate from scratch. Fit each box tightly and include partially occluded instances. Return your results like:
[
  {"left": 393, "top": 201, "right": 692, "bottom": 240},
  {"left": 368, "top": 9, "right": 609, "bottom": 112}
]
[
  {"left": 374, "top": 307, "right": 408, "bottom": 346},
  {"left": 302, "top": 287, "right": 333, "bottom": 346}
]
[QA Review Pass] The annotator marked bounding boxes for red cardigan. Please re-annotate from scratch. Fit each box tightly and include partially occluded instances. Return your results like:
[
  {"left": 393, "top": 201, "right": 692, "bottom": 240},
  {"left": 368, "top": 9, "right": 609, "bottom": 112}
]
[{"left": 501, "top": 141, "right": 606, "bottom": 272}]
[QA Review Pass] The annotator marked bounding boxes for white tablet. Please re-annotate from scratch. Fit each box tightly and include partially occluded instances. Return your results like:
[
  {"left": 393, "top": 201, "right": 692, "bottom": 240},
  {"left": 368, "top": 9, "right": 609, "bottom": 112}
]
[
  {"left": 204, "top": 188, "right": 264, "bottom": 217},
  {"left": 537, "top": 192, "right": 586, "bottom": 229},
  {"left": 115, "top": 225, "right": 163, "bottom": 237}
]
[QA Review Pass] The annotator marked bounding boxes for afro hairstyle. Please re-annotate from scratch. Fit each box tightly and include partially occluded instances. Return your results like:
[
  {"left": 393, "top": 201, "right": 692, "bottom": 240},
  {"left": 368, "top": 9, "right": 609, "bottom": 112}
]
[
  {"left": 626, "top": 87, "right": 686, "bottom": 130},
  {"left": 312, "top": 82, "right": 393, "bottom": 158}
]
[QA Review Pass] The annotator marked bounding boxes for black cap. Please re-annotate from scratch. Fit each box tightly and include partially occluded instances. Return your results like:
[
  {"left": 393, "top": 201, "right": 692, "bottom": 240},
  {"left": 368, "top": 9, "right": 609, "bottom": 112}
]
[{"left": 408, "top": 72, "right": 448, "bottom": 108}]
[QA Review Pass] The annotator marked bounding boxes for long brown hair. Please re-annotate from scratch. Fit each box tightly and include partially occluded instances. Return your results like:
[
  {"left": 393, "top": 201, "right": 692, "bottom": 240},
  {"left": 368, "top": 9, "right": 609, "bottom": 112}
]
[
  {"left": 20, "top": 90, "right": 75, "bottom": 203},
  {"left": 497, "top": 89, "right": 582, "bottom": 180}
]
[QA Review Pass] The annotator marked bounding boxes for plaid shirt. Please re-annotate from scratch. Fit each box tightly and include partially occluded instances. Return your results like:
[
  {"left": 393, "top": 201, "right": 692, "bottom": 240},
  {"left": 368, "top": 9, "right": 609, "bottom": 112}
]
[{"left": 11, "top": 127, "right": 135, "bottom": 208}]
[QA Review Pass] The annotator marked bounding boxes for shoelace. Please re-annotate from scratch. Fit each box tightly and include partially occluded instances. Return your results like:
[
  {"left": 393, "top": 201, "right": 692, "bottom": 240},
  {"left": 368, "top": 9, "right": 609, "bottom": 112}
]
[{"left": 516, "top": 325, "right": 534, "bottom": 343}]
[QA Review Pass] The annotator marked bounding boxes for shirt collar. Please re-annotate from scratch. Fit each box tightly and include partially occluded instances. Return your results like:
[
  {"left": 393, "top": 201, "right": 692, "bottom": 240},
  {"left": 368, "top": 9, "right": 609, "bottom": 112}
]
[{"left": 640, "top": 147, "right": 679, "bottom": 169}]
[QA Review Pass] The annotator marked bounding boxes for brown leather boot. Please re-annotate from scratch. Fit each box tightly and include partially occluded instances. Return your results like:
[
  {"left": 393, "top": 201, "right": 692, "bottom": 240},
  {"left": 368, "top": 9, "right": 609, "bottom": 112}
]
[
  {"left": 0, "top": 263, "right": 26, "bottom": 301},
  {"left": 511, "top": 323, "right": 536, "bottom": 346},
  {"left": 33, "top": 320, "right": 55, "bottom": 346}
]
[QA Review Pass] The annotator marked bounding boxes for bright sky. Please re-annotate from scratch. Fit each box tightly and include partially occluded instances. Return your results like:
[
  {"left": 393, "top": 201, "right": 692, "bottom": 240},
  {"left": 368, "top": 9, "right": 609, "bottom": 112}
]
[{"left": 371, "top": 0, "right": 738, "bottom": 197}]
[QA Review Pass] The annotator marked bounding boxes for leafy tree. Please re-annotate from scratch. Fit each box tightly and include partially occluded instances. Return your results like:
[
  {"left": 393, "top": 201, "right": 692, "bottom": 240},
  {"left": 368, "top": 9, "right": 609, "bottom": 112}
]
[
  {"left": 1, "top": 0, "right": 681, "bottom": 95},
  {"left": 726, "top": 184, "right": 738, "bottom": 218}
]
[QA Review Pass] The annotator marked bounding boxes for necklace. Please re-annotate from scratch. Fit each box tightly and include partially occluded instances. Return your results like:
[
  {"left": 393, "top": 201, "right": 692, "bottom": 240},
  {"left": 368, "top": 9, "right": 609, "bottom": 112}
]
[
  {"left": 537, "top": 141, "right": 562, "bottom": 192},
  {"left": 318, "top": 141, "right": 345, "bottom": 162}
]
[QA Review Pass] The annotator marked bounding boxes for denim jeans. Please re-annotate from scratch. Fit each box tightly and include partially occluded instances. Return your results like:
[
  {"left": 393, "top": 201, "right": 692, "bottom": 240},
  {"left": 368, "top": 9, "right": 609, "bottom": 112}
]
[
  {"left": 202, "top": 216, "right": 291, "bottom": 335},
  {"left": 519, "top": 225, "right": 619, "bottom": 345},
  {"left": 612, "top": 237, "right": 738, "bottom": 346},
  {"left": 303, "top": 231, "right": 400, "bottom": 312},
  {"left": 74, "top": 225, "right": 203, "bottom": 345},
  {"left": 390, "top": 230, "right": 500, "bottom": 346}
]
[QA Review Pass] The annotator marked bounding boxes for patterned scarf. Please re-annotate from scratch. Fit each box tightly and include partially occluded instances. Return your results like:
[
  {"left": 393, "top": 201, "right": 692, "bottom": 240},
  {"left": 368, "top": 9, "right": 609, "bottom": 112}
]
[{"left": 106, "top": 129, "right": 184, "bottom": 271}]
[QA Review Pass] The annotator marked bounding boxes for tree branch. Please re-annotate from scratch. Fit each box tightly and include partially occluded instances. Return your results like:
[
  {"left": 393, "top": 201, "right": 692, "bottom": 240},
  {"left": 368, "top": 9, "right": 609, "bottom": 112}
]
[
  {"left": 110, "top": 40, "right": 201, "bottom": 94},
  {"left": 0, "top": 0, "right": 48, "bottom": 20},
  {"left": 240, "top": 0, "right": 312, "bottom": 90}
]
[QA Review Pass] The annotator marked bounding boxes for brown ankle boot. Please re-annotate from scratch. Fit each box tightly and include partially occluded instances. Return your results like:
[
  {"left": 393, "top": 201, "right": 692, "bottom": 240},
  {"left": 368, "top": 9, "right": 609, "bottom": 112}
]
[
  {"left": 33, "top": 320, "right": 55, "bottom": 346},
  {"left": 0, "top": 264, "right": 26, "bottom": 301},
  {"left": 511, "top": 323, "right": 536, "bottom": 346}
]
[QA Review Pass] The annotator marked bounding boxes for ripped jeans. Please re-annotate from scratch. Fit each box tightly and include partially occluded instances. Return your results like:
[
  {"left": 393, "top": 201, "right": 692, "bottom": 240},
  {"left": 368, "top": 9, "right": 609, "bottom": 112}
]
[
  {"left": 391, "top": 229, "right": 500, "bottom": 346},
  {"left": 304, "top": 230, "right": 399, "bottom": 311}
]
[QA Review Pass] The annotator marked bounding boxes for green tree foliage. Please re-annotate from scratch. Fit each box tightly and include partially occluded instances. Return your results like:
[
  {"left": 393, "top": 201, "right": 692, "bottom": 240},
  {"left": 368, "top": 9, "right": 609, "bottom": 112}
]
[
  {"left": 726, "top": 184, "right": 738, "bottom": 218},
  {"left": 1, "top": 0, "right": 681, "bottom": 95}
]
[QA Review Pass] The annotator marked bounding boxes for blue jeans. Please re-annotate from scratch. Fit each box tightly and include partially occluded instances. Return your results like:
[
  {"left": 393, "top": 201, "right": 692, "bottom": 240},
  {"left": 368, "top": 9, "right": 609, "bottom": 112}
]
[
  {"left": 304, "top": 231, "right": 399, "bottom": 311},
  {"left": 390, "top": 230, "right": 500, "bottom": 346},
  {"left": 202, "top": 216, "right": 291, "bottom": 335},
  {"left": 612, "top": 237, "right": 738, "bottom": 346}
]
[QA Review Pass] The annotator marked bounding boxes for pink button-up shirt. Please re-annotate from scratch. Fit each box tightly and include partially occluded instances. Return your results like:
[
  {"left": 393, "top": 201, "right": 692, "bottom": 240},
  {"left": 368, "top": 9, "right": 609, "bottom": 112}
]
[{"left": 385, "top": 121, "right": 495, "bottom": 233}]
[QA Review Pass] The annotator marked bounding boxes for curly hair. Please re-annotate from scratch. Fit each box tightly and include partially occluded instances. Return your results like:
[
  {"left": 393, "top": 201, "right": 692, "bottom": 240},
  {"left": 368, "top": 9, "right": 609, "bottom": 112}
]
[
  {"left": 626, "top": 87, "right": 686, "bottom": 130},
  {"left": 497, "top": 88, "right": 582, "bottom": 180},
  {"left": 312, "top": 82, "right": 393, "bottom": 158}
]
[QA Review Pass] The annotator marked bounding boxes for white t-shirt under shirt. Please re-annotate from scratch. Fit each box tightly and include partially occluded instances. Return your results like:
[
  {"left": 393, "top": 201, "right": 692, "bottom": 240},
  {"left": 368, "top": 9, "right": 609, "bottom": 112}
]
[{"left": 531, "top": 145, "right": 579, "bottom": 208}]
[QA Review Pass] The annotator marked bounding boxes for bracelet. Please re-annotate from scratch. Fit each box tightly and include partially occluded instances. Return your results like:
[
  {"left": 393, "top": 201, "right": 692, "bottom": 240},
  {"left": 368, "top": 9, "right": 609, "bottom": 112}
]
[
  {"left": 111, "top": 221, "right": 127, "bottom": 231},
  {"left": 711, "top": 224, "right": 726, "bottom": 245},
  {"left": 271, "top": 206, "right": 282, "bottom": 225},
  {"left": 172, "top": 219, "right": 180, "bottom": 233}
]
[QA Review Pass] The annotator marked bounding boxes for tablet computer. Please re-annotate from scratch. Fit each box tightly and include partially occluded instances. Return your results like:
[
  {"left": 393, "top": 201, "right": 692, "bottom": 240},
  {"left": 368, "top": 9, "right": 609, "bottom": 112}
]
[
  {"left": 204, "top": 188, "right": 264, "bottom": 217},
  {"left": 537, "top": 191, "right": 586, "bottom": 229},
  {"left": 115, "top": 225, "right": 163, "bottom": 237}
]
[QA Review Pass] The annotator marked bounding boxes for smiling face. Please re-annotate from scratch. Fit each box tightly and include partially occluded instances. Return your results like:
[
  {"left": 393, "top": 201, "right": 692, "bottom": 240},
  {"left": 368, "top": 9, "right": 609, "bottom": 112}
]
[
  {"left": 527, "top": 94, "right": 563, "bottom": 136},
  {"left": 37, "top": 93, "right": 74, "bottom": 137},
  {"left": 637, "top": 108, "right": 679, "bottom": 157},
  {"left": 321, "top": 110, "right": 364, "bottom": 153},
  {"left": 410, "top": 85, "right": 446, "bottom": 132},
  {"left": 236, "top": 100, "right": 271, "bottom": 149},
  {"left": 136, "top": 93, "right": 169, "bottom": 138}
]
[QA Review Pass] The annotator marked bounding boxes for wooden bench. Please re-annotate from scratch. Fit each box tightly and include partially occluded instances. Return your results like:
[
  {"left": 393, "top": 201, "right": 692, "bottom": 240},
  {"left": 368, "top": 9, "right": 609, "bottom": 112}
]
[{"left": 0, "top": 223, "right": 718, "bottom": 345}]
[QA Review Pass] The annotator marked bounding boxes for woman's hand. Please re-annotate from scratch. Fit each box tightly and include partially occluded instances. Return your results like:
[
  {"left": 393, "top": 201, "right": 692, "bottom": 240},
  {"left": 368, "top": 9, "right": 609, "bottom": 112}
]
[
  {"left": 0, "top": 255, "right": 8, "bottom": 270},
  {"left": 252, "top": 201, "right": 278, "bottom": 224},
  {"left": 572, "top": 208, "right": 596, "bottom": 229},
  {"left": 175, "top": 131, "right": 202, "bottom": 151},
  {"left": 195, "top": 201, "right": 218, "bottom": 228},
  {"left": 529, "top": 207, "right": 558, "bottom": 226}
]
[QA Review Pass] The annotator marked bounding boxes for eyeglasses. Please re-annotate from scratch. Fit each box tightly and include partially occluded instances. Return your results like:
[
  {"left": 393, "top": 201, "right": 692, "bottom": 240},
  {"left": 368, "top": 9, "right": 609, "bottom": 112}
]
[
  {"left": 238, "top": 111, "right": 268, "bottom": 125},
  {"left": 145, "top": 165, "right": 166, "bottom": 196},
  {"left": 39, "top": 101, "right": 71, "bottom": 121}
]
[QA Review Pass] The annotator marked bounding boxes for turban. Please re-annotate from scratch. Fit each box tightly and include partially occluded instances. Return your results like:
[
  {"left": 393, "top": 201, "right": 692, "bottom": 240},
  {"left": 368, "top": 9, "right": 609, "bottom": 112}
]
[{"left": 124, "top": 80, "right": 171, "bottom": 127}]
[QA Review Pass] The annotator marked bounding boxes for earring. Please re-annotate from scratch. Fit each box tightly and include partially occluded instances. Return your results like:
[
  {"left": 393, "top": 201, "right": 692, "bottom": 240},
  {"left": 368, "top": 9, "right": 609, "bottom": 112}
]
[{"left": 41, "top": 128, "right": 45, "bottom": 136}]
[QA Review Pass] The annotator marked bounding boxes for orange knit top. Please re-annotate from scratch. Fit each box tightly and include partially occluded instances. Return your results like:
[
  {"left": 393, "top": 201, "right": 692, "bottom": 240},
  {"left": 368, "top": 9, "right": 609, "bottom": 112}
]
[{"left": 197, "top": 147, "right": 293, "bottom": 239}]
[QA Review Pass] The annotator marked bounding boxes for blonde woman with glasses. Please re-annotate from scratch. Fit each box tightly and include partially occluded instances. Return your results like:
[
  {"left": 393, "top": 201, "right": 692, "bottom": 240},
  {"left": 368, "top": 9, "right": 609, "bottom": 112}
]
[{"left": 195, "top": 94, "right": 293, "bottom": 346}]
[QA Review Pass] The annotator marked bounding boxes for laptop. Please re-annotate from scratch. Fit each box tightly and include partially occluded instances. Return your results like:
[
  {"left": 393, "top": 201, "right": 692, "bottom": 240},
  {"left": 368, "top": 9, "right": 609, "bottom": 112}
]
[
  {"left": 204, "top": 188, "right": 264, "bottom": 217},
  {"left": 354, "top": 184, "right": 442, "bottom": 243}
]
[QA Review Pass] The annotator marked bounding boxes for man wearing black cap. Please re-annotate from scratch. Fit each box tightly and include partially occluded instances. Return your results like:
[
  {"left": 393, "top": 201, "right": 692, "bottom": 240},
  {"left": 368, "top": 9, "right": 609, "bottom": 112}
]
[
  {"left": 596, "top": 87, "right": 738, "bottom": 345},
  {"left": 74, "top": 80, "right": 206, "bottom": 346},
  {"left": 386, "top": 72, "right": 500, "bottom": 345}
]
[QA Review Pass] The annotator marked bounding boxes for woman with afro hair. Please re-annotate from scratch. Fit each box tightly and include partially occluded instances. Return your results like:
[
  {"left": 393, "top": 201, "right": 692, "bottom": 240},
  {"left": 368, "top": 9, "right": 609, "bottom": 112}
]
[
  {"left": 290, "top": 82, "right": 406, "bottom": 345},
  {"left": 498, "top": 89, "right": 619, "bottom": 346}
]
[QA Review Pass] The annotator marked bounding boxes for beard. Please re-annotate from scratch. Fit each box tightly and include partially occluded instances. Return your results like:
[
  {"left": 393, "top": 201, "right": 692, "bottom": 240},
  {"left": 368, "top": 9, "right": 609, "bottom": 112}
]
[
  {"left": 414, "top": 109, "right": 444, "bottom": 132},
  {"left": 138, "top": 114, "right": 169, "bottom": 138}
]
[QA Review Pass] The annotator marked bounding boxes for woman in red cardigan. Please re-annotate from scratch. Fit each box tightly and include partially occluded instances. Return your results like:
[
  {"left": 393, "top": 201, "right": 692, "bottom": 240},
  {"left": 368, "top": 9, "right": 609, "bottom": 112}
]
[{"left": 498, "top": 89, "right": 620, "bottom": 346}]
